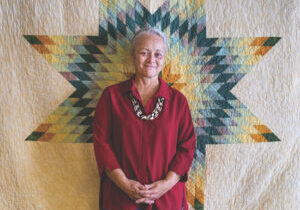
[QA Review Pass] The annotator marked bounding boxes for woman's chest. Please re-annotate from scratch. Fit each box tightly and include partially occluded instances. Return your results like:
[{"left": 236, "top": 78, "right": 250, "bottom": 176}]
[
  {"left": 110, "top": 95, "right": 180, "bottom": 149},
  {"left": 112, "top": 96, "right": 179, "bottom": 132}
]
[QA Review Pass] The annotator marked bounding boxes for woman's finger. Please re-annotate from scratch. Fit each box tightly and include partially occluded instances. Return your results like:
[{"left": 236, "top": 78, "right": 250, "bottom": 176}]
[
  {"left": 135, "top": 198, "right": 146, "bottom": 203},
  {"left": 133, "top": 181, "right": 147, "bottom": 191},
  {"left": 143, "top": 187, "right": 158, "bottom": 195},
  {"left": 145, "top": 183, "right": 155, "bottom": 189},
  {"left": 137, "top": 184, "right": 147, "bottom": 190},
  {"left": 134, "top": 184, "right": 144, "bottom": 193},
  {"left": 136, "top": 198, "right": 155, "bottom": 204},
  {"left": 138, "top": 190, "right": 153, "bottom": 198}
]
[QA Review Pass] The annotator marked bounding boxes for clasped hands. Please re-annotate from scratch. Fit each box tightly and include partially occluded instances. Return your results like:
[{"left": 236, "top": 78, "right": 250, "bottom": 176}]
[
  {"left": 123, "top": 179, "right": 172, "bottom": 205},
  {"left": 105, "top": 168, "right": 180, "bottom": 205}
]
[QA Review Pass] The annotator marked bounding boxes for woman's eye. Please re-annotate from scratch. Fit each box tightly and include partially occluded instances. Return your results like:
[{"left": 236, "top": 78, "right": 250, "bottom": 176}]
[
  {"left": 140, "top": 52, "right": 147, "bottom": 55},
  {"left": 155, "top": 53, "right": 162, "bottom": 58}
]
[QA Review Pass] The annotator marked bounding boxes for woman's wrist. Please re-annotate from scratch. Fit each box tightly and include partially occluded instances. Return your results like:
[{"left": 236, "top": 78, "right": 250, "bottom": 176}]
[
  {"left": 164, "top": 171, "right": 181, "bottom": 189},
  {"left": 119, "top": 177, "right": 130, "bottom": 192},
  {"left": 105, "top": 168, "right": 129, "bottom": 192}
]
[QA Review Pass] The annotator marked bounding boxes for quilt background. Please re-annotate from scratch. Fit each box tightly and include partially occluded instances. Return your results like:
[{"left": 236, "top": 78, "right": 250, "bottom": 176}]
[{"left": 0, "top": 0, "right": 299, "bottom": 209}]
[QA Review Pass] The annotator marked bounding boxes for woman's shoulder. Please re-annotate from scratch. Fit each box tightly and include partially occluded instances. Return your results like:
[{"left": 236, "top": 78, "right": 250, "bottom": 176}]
[
  {"left": 102, "top": 78, "right": 131, "bottom": 94},
  {"left": 167, "top": 85, "right": 188, "bottom": 104}
]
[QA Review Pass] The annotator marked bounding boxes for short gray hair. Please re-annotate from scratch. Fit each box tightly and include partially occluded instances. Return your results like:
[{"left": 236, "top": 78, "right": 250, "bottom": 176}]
[{"left": 131, "top": 27, "right": 168, "bottom": 55}]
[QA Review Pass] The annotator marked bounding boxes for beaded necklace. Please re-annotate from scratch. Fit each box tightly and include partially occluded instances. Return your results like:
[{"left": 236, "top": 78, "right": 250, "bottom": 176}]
[{"left": 129, "top": 92, "right": 165, "bottom": 120}]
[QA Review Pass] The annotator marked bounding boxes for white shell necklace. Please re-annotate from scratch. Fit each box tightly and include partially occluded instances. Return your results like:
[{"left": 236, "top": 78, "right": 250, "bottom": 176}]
[{"left": 129, "top": 92, "right": 165, "bottom": 120}]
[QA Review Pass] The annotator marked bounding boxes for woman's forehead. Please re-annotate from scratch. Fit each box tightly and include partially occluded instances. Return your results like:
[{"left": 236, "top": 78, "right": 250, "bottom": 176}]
[
  {"left": 138, "top": 46, "right": 164, "bottom": 51},
  {"left": 135, "top": 34, "right": 165, "bottom": 50}
]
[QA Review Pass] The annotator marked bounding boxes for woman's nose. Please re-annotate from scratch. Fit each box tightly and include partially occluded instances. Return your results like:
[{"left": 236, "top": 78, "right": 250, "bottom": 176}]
[{"left": 147, "top": 53, "right": 155, "bottom": 62}]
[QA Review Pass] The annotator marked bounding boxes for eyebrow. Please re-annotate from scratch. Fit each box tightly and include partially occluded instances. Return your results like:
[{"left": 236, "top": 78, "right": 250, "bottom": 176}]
[{"left": 138, "top": 48, "right": 163, "bottom": 52}]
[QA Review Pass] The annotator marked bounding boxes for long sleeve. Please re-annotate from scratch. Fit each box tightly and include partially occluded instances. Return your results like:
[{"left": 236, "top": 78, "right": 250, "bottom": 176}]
[
  {"left": 168, "top": 97, "right": 196, "bottom": 182},
  {"left": 93, "top": 87, "right": 121, "bottom": 177}
]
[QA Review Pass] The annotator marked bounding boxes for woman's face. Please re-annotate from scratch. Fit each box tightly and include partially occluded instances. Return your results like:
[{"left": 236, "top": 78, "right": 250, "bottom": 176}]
[{"left": 133, "top": 33, "right": 166, "bottom": 79}]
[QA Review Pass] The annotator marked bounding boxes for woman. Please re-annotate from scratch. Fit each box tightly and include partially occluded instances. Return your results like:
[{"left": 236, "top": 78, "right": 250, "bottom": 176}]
[{"left": 93, "top": 27, "right": 196, "bottom": 210}]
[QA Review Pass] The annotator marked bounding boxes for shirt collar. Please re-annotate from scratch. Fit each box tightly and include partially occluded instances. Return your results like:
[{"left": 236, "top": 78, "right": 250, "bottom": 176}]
[{"left": 123, "top": 74, "right": 171, "bottom": 100}]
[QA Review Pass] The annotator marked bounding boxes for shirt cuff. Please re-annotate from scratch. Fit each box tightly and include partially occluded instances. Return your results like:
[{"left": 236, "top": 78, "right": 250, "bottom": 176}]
[{"left": 96, "top": 159, "right": 121, "bottom": 178}]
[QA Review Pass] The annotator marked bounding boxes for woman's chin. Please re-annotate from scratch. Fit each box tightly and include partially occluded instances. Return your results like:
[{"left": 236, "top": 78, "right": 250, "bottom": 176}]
[{"left": 139, "top": 70, "right": 159, "bottom": 78}]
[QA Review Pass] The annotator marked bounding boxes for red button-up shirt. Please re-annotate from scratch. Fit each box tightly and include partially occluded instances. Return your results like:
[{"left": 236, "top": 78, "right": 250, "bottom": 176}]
[{"left": 93, "top": 75, "right": 196, "bottom": 210}]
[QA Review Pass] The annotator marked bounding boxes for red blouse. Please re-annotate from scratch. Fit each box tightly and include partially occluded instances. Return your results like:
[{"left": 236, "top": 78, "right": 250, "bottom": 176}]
[{"left": 93, "top": 75, "right": 196, "bottom": 210}]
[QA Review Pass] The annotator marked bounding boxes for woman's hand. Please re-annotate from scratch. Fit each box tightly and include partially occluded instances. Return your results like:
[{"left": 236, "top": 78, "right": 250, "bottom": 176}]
[
  {"left": 136, "top": 171, "right": 181, "bottom": 203},
  {"left": 136, "top": 180, "right": 171, "bottom": 203},
  {"left": 123, "top": 179, "right": 154, "bottom": 205},
  {"left": 105, "top": 169, "right": 180, "bottom": 205},
  {"left": 105, "top": 169, "right": 153, "bottom": 204}
]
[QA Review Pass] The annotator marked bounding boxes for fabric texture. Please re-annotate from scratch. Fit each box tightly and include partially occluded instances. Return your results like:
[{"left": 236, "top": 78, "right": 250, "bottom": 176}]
[
  {"left": 93, "top": 75, "right": 196, "bottom": 209},
  {"left": 0, "top": 1, "right": 299, "bottom": 209},
  {"left": 21, "top": 1, "right": 282, "bottom": 207}
]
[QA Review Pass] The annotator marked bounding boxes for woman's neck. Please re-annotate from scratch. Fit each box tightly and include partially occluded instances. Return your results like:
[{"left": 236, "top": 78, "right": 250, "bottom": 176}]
[{"left": 134, "top": 74, "right": 160, "bottom": 91}]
